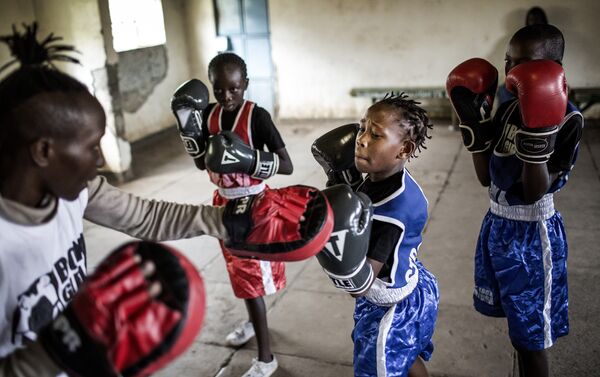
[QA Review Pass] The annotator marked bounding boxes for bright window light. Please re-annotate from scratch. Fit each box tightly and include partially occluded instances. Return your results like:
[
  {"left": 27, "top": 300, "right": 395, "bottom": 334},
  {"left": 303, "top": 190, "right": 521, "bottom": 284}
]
[{"left": 108, "top": 0, "right": 167, "bottom": 52}]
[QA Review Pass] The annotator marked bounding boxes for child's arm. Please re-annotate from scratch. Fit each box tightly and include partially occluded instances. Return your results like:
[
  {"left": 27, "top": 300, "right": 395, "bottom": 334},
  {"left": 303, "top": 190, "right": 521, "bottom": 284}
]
[
  {"left": 520, "top": 164, "right": 559, "bottom": 203},
  {"left": 273, "top": 147, "right": 293, "bottom": 175},
  {"left": 472, "top": 152, "right": 491, "bottom": 187},
  {"left": 506, "top": 60, "right": 569, "bottom": 203},
  {"left": 256, "top": 107, "right": 293, "bottom": 175}
]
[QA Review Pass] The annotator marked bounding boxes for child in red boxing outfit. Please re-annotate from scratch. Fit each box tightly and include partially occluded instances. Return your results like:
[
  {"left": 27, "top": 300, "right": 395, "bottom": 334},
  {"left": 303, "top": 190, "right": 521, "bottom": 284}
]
[{"left": 190, "top": 52, "right": 293, "bottom": 377}]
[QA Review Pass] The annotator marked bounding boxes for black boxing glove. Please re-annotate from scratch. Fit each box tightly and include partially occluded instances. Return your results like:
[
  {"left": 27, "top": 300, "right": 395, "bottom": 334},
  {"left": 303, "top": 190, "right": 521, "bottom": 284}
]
[
  {"left": 171, "top": 79, "right": 210, "bottom": 168},
  {"left": 311, "top": 124, "right": 363, "bottom": 190},
  {"left": 205, "top": 131, "right": 279, "bottom": 179}
]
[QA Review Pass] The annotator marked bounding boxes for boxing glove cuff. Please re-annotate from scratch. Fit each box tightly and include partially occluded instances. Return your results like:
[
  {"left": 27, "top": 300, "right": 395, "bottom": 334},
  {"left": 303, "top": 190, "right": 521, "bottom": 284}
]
[
  {"left": 322, "top": 258, "right": 374, "bottom": 295},
  {"left": 459, "top": 118, "right": 494, "bottom": 153},
  {"left": 252, "top": 150, "right": 279, "bottom": 179},
  {"left": 514, "top": 126, "right": 558, "bottom": 164}
]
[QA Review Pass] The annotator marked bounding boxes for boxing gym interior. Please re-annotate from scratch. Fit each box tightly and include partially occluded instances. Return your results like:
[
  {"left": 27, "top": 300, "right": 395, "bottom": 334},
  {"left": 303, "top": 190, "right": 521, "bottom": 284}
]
[{"left": 1, "top": 0, "right": 599, "bottom": 376}]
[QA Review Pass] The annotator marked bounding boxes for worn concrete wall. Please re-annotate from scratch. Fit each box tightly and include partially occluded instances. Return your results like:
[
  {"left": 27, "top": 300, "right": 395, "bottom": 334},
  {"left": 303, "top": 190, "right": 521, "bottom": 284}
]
[
  {"left": 0, "top": 0, "right": 35, "bottom": 77},
  {"left": 183, "top": 0, "right": 220, "bottom": 100},
  {"left": 0, "top": 0, "right": 105, "bottom": 86},
  {"left": 0, "top": 0, "right": 133, "bottom": 174},
  {"left": 32, "top": 0, "right": 107, "bottom": 88},
  {"left": 120, "top": 0, "right": 193, "bottom": 142},
  {"left": 269, "top": 0, "right": 600, "bottom": 119}
]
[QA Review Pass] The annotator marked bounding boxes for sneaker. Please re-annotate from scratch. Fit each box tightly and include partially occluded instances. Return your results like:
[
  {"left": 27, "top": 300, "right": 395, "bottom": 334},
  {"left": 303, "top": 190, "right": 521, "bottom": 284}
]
[
  {"left": 241, "top": 357, "right": 278, "bottom": 377},
  {"left": 225, "top": 321, "right": 255, "bottom": 346}
]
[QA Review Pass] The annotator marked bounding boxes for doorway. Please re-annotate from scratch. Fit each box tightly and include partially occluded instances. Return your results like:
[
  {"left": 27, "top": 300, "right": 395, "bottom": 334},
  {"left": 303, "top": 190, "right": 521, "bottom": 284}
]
[{"left": 214, "top": 0, "right": 276, "bottom": 116}]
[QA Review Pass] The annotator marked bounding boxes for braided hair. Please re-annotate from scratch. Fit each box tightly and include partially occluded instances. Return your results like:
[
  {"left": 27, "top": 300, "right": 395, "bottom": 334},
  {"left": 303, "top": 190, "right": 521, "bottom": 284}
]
[
  {"left": 208, "top": 52, "right": 248, "bottom": 81},
  {"left": 372, "top": 92, "right": 433, "bottom": 158},
  {"left": 0, "top": 23, "right": 90, "bottom": 175}
]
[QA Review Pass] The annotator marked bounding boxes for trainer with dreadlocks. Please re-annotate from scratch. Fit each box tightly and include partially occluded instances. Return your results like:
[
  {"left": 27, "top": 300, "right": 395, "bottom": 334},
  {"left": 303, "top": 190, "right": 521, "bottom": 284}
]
[
  {"left": 0, "top": 23, "right": 339, "bottom": 377},
  {"left": 312, "top": 94, "right": 440, "bottom": 377}
]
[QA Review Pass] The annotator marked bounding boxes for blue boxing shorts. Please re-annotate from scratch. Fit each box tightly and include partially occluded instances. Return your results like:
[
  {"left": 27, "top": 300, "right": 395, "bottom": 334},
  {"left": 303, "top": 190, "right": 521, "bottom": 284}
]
[
  {"left": 473, "top": 195, "right": 569, "bottom": 350},
  {"left": 352, "top": 261, "right": 439, "bottom": 377}
]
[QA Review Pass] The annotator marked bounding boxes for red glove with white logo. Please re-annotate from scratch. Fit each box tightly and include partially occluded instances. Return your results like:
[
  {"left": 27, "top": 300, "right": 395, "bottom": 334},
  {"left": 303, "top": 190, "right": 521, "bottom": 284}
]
[
  {"left": 506, "top": 60, "right": 568, "bottom": 163},
  {"left": 39, "top": 241, "right": 205, "bottom": 377},
  {"left": 446, "top": 58, "right": 498, "bottom": 153}
]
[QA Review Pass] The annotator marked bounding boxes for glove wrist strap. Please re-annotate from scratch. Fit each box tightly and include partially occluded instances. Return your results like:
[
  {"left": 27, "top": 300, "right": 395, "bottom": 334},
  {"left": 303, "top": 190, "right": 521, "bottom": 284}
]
[
  {"left": 252, "top": 151, "right": 279, "bottom": 179},
  {"left": 322, "top": 258, "right": 374, "bottom": 295},
  {"left": 459, "top": 119, "right": 494, "bottom": 153},
  {"left": 515, "top": 126, "right": 558, "bottom": 164}
]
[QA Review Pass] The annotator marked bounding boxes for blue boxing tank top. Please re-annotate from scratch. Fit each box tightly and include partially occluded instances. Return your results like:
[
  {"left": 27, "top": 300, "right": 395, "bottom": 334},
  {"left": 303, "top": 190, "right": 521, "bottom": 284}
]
[
  {"left": 489, "top": 99, "right": 583, "bottom": 206},
  {"left": 358, "top": 169, "right": 428, "bottom": 305}
]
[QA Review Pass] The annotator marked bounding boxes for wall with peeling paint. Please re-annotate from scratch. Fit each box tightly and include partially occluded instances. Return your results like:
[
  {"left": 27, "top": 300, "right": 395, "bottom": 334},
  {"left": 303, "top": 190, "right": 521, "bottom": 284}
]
[{"left": 119, "top": 0, "right": 192, "bottom": 142}]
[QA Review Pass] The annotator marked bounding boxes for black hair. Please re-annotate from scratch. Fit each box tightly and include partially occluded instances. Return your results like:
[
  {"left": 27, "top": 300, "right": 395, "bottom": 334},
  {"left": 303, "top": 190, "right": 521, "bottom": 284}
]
[
  {"left": 511, "top": 24, "right": 564, "bottom": 62},
  {"left": 0, "top": 23, "right": 91, "bottom": 173},
  {"left": 208, "top": 52, "right": 248, "bottom": 80},
  {"left": 526, "top": 6, "right": 548, "bottom": 26},
  {"left": 372, "top": 92, "right": 433, "bottom": 158}
]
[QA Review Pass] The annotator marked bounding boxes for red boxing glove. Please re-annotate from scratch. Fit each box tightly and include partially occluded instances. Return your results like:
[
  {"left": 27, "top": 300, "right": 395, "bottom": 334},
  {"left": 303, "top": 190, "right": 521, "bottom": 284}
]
[
  {"left": 446, "top": 58, "right": 498, "bottom": 152},
  {"left": 223, "top": 185, "right": 334, "bottom": 261},
  {"left": 40, "top": 241, "right": 205, "bottom": 377},
  {"left": 506, "top": 59, "right": 568, "bottom": 163}
]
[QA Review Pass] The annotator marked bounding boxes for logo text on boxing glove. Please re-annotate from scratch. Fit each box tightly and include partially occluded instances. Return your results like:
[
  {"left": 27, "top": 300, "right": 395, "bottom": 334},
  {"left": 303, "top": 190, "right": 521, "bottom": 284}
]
[
  {"left": 331, "top": 277, "right": 356, "bottom": 290},
  {"left": 222, "top": 150, "right": 240, "bottom": 165},
  {"left": 324, "top": 230, "right": 348, "bottom": 261}
]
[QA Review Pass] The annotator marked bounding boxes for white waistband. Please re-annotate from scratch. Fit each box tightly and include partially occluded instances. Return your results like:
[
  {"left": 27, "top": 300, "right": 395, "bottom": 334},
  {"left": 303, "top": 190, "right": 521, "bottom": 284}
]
[
  {"left": 218, "top": 182, "right": 266, "bottom": 199},
  {"left": 490, "top": 194, "right": 555, "bottom": 221},
  {"left": 364, "top": 273, "right": 418, "bottom": 306}
]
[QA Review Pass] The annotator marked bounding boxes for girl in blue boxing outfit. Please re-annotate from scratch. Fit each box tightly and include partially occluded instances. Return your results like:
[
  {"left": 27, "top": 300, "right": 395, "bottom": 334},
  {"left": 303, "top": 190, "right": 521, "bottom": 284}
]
[
  {"left": 469, "top": 25, "right": 583, "bottom": 377},
  {"left": 352, "top": 93, "right": 439, "bottom": 377}
]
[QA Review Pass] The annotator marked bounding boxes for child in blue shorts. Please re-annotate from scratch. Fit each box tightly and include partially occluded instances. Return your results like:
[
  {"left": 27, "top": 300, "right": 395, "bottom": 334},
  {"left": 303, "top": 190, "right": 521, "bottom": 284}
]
[
  {"left": 313, "top": 93, "right": 439, "bottom": 377},
  {"left": 447, "top": 24, "right": 583, "bottom": 377}
]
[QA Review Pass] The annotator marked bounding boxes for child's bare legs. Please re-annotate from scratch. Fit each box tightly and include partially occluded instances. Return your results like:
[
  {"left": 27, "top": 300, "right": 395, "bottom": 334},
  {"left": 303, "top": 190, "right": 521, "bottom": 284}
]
[
  {"left": 245, "top": 296, "right": 272, "bottom": 362},
  {"left": 408, "top": 357, "right": 429, "bottom": 377},
  {"left": 516, "top": 347, "right": 548, "bottom": 377}
]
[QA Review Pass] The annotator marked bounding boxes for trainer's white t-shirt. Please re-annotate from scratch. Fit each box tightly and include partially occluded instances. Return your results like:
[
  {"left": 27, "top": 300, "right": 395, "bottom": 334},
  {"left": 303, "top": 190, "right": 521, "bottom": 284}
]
[{"left": 0, "top": 190, "right": 88, "bottom": 357}]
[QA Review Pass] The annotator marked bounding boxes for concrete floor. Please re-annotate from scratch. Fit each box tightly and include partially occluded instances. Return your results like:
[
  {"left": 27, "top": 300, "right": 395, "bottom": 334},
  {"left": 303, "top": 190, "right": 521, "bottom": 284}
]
[{"left": 85, "top": 120, "right": 600, "bottom": 377}]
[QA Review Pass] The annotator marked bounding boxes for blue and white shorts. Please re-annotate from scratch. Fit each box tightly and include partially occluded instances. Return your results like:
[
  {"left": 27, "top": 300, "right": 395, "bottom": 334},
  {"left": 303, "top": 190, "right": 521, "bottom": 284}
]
[
  {"left": 474, "top": 197, "right": 569, "bottom": 350},
  {"left": 352, "top": 262, "right": 439, "bottom": 377}
]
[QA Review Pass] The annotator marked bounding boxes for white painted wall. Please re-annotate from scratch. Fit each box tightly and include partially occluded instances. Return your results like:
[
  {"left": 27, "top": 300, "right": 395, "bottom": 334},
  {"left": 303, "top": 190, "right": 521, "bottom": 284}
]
[{"left": 269, "top": 0, "right": 600, "bottom": 118}]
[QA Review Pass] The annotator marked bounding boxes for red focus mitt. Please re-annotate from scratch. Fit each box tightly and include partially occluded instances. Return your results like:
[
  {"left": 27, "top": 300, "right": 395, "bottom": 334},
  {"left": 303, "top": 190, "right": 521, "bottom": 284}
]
[
  {"left": 39, "top": 241, "right": 205, "bottom": 377},
  {"left": 223, "top": 185, "right": 334, "bottom": 261}
]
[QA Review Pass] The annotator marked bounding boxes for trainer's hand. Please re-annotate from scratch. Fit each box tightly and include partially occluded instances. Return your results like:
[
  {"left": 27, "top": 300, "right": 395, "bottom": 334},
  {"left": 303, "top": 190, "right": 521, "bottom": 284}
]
[{"left": 39, "top": 241, "right": 205, "bottom": 377}]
